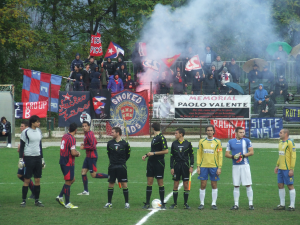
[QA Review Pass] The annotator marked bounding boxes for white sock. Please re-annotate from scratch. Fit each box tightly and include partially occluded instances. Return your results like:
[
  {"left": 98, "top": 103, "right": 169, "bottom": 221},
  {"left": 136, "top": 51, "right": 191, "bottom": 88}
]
[
  {"left": 212, "top": 189, "right": 218, "bottom": 206},
  {"left": 279, "top": 188, "right": 285, "bottom": 206},
  {"left": 234, "top": 187, "right": 240, "bottom": 206},
  {"left": 246, "top": 186, "right": 253, "bottom": 205},
  {"left": 200, "top": 189, "right": 205, "bottom": 205},
  {"left": 289, "top": 189, "right": 296, "bottom": 208}
]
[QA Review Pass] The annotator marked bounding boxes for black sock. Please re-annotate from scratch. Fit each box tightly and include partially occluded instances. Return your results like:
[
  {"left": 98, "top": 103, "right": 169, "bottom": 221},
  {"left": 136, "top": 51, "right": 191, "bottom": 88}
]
[
  {"left": 123, "top": 188, "right": 129, "bottom": 203},
  {"left": 64, "top": 184, "right": 71, "bottom": 204},
  {"left": 59, "top": 185, "right": 64, "bottom": 198},
  {"left": 108, "top": 188, "right": 114, "bottom": 203},
  {"left": 173, "top": 190, "right": 178, "bottom": 205},
  {"left": 22, "top": 186, "right": 28, "bottom": 202},
  {"left": 82, "top": 175, "right": 88, "bottom": 192},
  {"left": 34, "top": 185, "right": 40, "bottom": 202},
  {"left": 159, "top": 186, "right": 165, "bottom": 204},
  {"left": 146, "top": 186, "right": 152, "bottom": 204},
  {"left": 184, "top": 190, "right": 189, "bottom": 204}
]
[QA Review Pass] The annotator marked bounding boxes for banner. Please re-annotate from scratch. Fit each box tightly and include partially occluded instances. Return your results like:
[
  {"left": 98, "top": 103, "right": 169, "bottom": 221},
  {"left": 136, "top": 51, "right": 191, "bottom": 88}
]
[
  {"left": 142, "top": 60, "right": 161, "bottom": 72},
  {"left": 90, "top": 89, "right": 111, "bottom": 119},
  {"left": 15, "top": 101, "right": 48, "bottom": 119},
  {"left": 153, "top": 94, "right": 175, "bottom": 118},
  {"left": 104, "top": 41, "right": 124, "bottom": 58},
  {"left": 245, "top": 118, "right": 283, "bottom": 139},
  {"left": 174, "top": 95, "right": 251, "bottom": 119},
  {"left": 161, "top": 54, "right": 181, "bottom": 68},
  {"left": 58, "top": 92, "right": 91, "bottom": 127},
  {"left": 185, "top": 55, "right": 202, "bottom": 71},
  {"left": 210, "top": 120, "right": 246, "bottom": 139},
  {"left": 90, "top": 33, "right": 103, "bottom": 57},
  {"left": 21, "top": 69, "right": 62, "bottom": 112},
  {"left": 110, "top": 90, "right": 149, "bottom": 136},
  {"left": 139, "top": 42, "right": 147, "bottom": 56},
  {"left": 283, "top": 106, "right": 300, "bottom": 122}
]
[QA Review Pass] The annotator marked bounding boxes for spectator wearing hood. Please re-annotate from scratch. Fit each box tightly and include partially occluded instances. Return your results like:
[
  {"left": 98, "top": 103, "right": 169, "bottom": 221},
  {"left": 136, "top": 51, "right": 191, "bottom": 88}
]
[
  {"left": 203, "top": 45, "right": 217, "bottom": 68},
  {"left": 115, "top": 55, "right": 127, "bottom": 71},
  {"left": 124, "top": 74, "right": 136, "bottom": 91},
  {"left": 117, "top": 64, "right": 128, "bottom": 83},
  {"left": 203, "top": 73, "right": 218, "bottom": 95},
  {"left": 219, "top": 67, "right": 232, "bottom": 94},
  {"left": 227, "top": 58, "right": 241, "bottom": 83},
  {"left": 248, "top": 64, "right": 262, "bottom": 83},
  {"left": 273, "top": 45, "right": 288, "bottom": 76},
  {"left": 70, "top": 53, "right": 84, "bottom": 72},
  {"left": 259, "top": 95, "right": 275, "bottom": 117},
  {"left": 191, "top": 71, "right": 205, "bottom": 95},
  {"left": 107, "top": 74, "right": 124, "bottom": 93},
  {"left": 84, "top": 56, "right": 99, "bottom": 72},
  {"left": 295, "top": 54, "right": 300, "bottom": 93},
  {"left": 270, "top": 75, "right": 289, "bottom": 104},
  {"left": 254, "top": 84, "right": 268, "bottom": 114},
  {"left": 172, "top": 71, "right": 187, "bottom": 95},
  {"left": 159, "top": 72, "right": 171, "bottom": 94},
  {"left": 74, "top": 75, "right": 85, "bottom": 91},
  {"left": 103, "top": 58, "right": 115, "bottom": 76},
  {"left": 81, "top": 64, "right": 91, "bottom": 90},
  {"left": 89, "top": 67, "right": 101, "bottom": 90}
]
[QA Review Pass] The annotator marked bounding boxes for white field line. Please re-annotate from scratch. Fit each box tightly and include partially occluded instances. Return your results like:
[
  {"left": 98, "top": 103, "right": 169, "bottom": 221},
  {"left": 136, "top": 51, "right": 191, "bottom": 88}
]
[{"left": 135, "top": 169, "right": 198, "bottom": 225}]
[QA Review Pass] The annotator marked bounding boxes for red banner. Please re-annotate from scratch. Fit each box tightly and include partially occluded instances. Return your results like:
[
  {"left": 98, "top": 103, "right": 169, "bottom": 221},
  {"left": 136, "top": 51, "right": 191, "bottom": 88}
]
[
  {"left": 210, "top": 120, "right": 246, "bottom": 139},
  {"left": 90, "top": 33, "right": 103, "bottom": 57},
  {"left": 185, "top": 55, "right": 202, "bottom": 71},
  {"left": 15, "top": 101, "right": 48, "bottom": 119},
  {"left": 162, "top": 54, "right": 181, "bottom": 68}
]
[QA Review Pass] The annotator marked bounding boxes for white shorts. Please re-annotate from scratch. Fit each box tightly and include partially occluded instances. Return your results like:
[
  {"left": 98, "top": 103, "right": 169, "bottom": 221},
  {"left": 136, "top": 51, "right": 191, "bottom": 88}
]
[{"left": 232, "top": 164, "right": 252, "bottom": 186}]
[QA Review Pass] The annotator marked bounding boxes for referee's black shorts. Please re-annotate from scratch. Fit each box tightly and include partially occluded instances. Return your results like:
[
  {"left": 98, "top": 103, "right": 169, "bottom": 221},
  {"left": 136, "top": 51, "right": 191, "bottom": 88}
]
[
  {"left": 108, "top": 164, "right": 128, "bottom": 183},
  {"left": 146, "top": 159, "right": 165, "bottom": 179},
  {"left": 24, "top": 156, "right": 42, "bottom": 179},
  {"left": 172, "top": 162, "right": 189, "bottom": 181}
]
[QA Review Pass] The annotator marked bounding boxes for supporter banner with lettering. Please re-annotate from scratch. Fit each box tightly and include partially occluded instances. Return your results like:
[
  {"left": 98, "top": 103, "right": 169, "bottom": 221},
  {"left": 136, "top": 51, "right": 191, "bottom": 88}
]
[
  {"left": 90, "top": 33, "right": 103, "bottom": 57},
  {"left": 174, "top": 95, "right": 251, "bottom": 119},
  {"left": 15, "top": 101, "right": 48, "bottom": 119},
  {"left": 90, "top": 89, "right": 111, "bottom": 119},
  {"left": 210, "top": 120, "right": 246, "bottom": 139},
  {"left": 110, "top": 90, "right": 149, "bottom": 136},
  {"left": 58, "top": 91, "right": 91, "bottom": 127},
  {"left": 245, "top": 118, "right": 283, "bottom": 139},
  {"left": 283, "top": 106, "right": 300, "bottom": 122}
]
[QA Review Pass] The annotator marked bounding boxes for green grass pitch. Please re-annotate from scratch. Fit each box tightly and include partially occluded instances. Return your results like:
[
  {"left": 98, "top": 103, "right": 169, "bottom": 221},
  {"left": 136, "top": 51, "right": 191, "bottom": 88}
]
[{"left": 0, "top": 146, "right": 300, "bottom": 225}]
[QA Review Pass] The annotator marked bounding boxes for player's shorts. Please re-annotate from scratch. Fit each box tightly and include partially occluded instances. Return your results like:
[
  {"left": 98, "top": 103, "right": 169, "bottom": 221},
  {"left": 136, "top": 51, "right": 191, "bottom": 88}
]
[
  {"left": 173, "top": 162, "right": 190, "bottom": 181},
  {"left": 146, "top": 159, "right": 165, "bottom": 179},
  {"left": 108, "top": 164, "right": 128, "bottom": 183},
  {"left": 17, "top": 168, "right": 24, "bottom": 176},
  {"left": 23, "top": 156, "right": 42, "bottom": 179},
  {"left": 82, "top": 157, "right": 98, "bottom": 173},
  {"left": 278, "top": 169, "right": 294, "bottom": 185},
  {"left": 198, "top": 167, "right": 220, "bottom": 181},
  {"left": 60, "top": 165, "right": 75, "bottom": 181},
  {"left": 232, "top": 164, "right": 252, "bottom": 186}
]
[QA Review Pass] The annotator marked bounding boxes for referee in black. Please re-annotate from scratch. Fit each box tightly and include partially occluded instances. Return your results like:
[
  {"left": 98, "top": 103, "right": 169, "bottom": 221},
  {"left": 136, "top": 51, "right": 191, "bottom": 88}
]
[
  {"left": 169, "top": 128, "right": 194, "bottom": 209},
  {"left": 142, "top": 122, "right": 168, "bottom": 209},
  {"left": 18, "top": 115, "right": 45, "bottom": 207}
]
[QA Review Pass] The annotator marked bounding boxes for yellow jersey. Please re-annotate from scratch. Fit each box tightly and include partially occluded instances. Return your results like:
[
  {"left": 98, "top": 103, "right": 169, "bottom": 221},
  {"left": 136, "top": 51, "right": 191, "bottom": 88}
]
[
  {"left": 277, "top": 139, "right": 296, "bottom": 170},
  {"left": 197, "top": 138, "right": 223, "bottom": 168}
]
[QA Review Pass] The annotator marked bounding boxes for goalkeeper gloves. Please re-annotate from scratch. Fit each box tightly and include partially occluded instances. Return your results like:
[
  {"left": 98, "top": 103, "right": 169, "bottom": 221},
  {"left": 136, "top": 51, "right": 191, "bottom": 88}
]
[
  {"left": 232, "top": 153, "right": 241, "bottom": 160},
  {"left": 42, "top": 158, "right": 46, "bottom": 169},
  {"left": 18, "top": 158, "right": 25, "bottom": 169}
]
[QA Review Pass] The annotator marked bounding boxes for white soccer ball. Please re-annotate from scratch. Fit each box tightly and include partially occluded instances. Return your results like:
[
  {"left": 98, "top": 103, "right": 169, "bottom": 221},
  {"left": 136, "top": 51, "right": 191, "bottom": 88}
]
[{"left": 151, "top": 199, "right": 161, "bottom": 209}]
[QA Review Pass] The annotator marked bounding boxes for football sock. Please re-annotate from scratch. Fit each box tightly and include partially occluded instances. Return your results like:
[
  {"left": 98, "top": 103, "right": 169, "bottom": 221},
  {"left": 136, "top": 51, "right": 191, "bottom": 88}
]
[
  {"left": 159, "top": 186, "right": 165, "bottom": 204},
  {"left": 234, "top": 187, "right": 240, "bottom": 206},
  {"left": 34, "top": 185, "right": 40, "bottom": 202},
  {"left": 59, "top": 186, "right": 64, "bottom": 198},
  {"left": 82, "top": 175, "right": 88, "bottom": 192},
  {"left": 200, "top": 189, "right": 205, "bottom": 205},
  {"left": 289, "top": 189, "right": 295, "bottom": 208},
  {"left": 184, "top": 190, "right": 189, "bottom": 204},
  {"left": 173, "top": 190, "right": 178, "bottom": 205},
  {"left": 212, "top": 188, "right": 218, "bottom": 205},
  {"left": 18, "top": 176, "right": 24, "bottom": 182},
  {"left": 123, "top": 188, "right": 129, "bottom": 203},
  {"left": 64, "top": 184, "right": 71, "bottom": 204},
  {"left": 108, "top": 188, "right": 114, "bottom": 203},
  {"left": 246, "top": 186, "right": 253, "bottom": 205},
  {"left": 146, "top": 186, "right": 152, "bottom": 204},
  {"left": 29, "top": 179, "right": 35, "bottom": 193},
  {"left": 95, "top": 173, "right": 108, "bottom": 178},
  {"left": 279, "top": 188, "right": 285, "bottom": 206},
  {"left": 22, "top": 186, "right": 28, "bottom": 202}
]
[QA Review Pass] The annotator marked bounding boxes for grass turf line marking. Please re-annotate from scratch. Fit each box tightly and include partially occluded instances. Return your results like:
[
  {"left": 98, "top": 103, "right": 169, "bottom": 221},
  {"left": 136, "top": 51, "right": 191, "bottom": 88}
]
[{"left": 135, "top": 169, "right": 197, "bottom": 225}]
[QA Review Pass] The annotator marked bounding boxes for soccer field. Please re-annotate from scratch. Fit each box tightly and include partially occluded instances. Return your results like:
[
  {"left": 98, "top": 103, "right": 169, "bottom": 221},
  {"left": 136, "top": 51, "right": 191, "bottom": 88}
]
[{"left": 0, "top": 146, "right": 299, "bottom": 225}]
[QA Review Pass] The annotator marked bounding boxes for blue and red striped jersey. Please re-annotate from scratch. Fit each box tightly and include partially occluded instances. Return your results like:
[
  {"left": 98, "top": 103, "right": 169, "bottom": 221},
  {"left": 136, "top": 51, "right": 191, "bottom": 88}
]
[
  {"left": 84, "top": 130, "right": 98, "bottom": 158},
  {"left": 59, "top": 133, "right": 76, "bottom": 166}
]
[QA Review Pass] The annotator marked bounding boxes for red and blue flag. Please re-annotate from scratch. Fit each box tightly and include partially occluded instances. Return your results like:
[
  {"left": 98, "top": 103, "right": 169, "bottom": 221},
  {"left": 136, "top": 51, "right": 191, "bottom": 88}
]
[{"left": 104, "top": 41, "right": 125, "bottom": 58}]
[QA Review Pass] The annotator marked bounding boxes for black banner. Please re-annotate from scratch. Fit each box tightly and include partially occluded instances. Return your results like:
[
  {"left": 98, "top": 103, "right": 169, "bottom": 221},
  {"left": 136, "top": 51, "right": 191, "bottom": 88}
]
[
  {"left": 90, "top": 89, "right": 111, "bottom": 119},
  {"left": 175, "top": 108, "right": 249, "bottom": 119},
  {"left": 58, "top": 91, "right": 91, "bottom": 127}
]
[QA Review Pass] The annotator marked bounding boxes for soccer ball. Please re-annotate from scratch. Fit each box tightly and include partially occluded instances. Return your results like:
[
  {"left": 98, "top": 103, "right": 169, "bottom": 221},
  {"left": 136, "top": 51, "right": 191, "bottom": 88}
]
[{"left": 151, "top": 199, "right": 162, "bottom": 209}]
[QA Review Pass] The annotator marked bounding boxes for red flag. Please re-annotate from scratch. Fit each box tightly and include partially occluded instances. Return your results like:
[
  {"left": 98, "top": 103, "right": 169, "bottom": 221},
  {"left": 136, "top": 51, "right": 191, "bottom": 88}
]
[
  {"left": 15, "top": 101, "right": 48, "bottom": 119},
  {"left": 185, "top": 55, "right": 202, "bottom": 71},
  {"left": 161, "top": 54, "right": 181, "bottom": 68},
  {"left": 90, "top": 33, "right": 103, "bottom": 56},
  {"left": 210, "top": 120, "right": 246, "bottom": 139}
]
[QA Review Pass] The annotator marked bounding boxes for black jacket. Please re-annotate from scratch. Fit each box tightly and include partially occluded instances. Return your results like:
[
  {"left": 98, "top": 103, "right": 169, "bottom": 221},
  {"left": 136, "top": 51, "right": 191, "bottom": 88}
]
[
  {"left": 275, "top": 78, "right": 288, "bottom": 93},
  {"left": 0, "top": 121, "right": 11, "bottom": 133},
  {"left": 103, "top": 59, "right": 115, "bottom": 76},
  {"left": 124, "top": 80, "right": 136, "bottom": 90},
  {"left": 75, "top": 80, "right": 85, "bottom": 91},
  {"left": 227, "top": 63, "right": 241, "bottom": 82},
  {"left": 90, "top": 72, "right": 101, "bottom": 90},
  {"left": 204, "top": 77, "right": 218, "bottom": 94},
  {"left": 192, "top": 76, "right": 205, "bottom": 91},
  {"left": 70, "top": 71, "right": 82, "bottom": 81},
  {"left": 117, "top": 68, "right": 128, "bottom": 82},
  {"left": 107, "top": 139, "right": 131, "bottom": 165},
  {"left": 261, "top": 99, "right": 275, "bottom": 114},
  {"left": 248, "top": 69, "right": 263, "bottom": 83},
  {"left": 159, "top": 79, "right": 171, "bottom": 94},
  {"left": 170, "top": 140, "right": 194, "bottom": 169},
  {"left": 173, "top": 76, "right": 186, "bottom": 93}
]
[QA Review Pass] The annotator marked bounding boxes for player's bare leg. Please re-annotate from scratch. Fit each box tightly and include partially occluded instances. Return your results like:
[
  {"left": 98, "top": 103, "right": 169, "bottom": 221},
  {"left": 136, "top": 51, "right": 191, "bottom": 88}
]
[{"left": 157, "top": 178, "right": 166, "bottom": 209}]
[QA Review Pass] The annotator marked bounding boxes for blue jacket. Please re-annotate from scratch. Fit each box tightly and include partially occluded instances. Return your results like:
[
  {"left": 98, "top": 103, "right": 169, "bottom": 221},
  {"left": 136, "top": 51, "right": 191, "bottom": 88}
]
[
  {"left": 70, "top": 53, "right": 84, "bottom": 71},
  {"left": 107, "top": 78, "right": 124, "bottom": 93},
  {"left": 254, "top": 84, "right": 268, "bottom": 101}
]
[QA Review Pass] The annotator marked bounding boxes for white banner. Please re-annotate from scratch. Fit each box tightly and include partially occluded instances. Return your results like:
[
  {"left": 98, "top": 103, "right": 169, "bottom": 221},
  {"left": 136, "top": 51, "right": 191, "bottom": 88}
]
[{"left": 185, "top": 55, "right": 202, "bottom": 71}]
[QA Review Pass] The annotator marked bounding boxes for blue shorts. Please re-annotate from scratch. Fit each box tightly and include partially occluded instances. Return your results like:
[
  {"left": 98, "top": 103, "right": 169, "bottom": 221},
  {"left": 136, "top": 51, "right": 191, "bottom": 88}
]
[
  {"left": 198, "top": 167, "right": 220, "bottom": 181},
  {"left": 60, "top": 165, "right": 74, "bottom": 181},
  {"left": 278, "top": 169, "right": 294, "bottom": 185},
  {"left": 17, "top": 168, "right": 24, "bottom": 176},
  {"left": 82, "top": 157, "right": 98, "bottom": 173}
]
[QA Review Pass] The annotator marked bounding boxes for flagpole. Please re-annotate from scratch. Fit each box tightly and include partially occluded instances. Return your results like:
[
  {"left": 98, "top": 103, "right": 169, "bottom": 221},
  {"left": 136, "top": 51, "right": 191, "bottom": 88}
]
[{"left": 48, "top": 82, "right": 52, "bottom": 138}]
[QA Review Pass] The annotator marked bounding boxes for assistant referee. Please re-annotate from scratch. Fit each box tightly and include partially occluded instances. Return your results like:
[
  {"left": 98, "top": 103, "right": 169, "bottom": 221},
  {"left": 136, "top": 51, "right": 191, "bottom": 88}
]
[{"left": 19, "top": 115, "right": 45, "bottom": 207}]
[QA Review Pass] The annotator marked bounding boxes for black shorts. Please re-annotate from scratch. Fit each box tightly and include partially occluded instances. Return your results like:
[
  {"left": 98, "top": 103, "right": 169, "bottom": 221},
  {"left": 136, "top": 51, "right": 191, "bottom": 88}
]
[
  {"left": 108, "top": 164, "right": 128, "bottom": 183},
  {"left": 172, "top": 162, "right": 189, "bottom": 181},
  {"left": 23, "top": 156, "right": 42, "bottom": 179},
  {"left": 60, "top": 165, "right": 75, "bottom": 181},
  {"left": 146, "top": 159, "right": 165, "bottom": 179}
]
